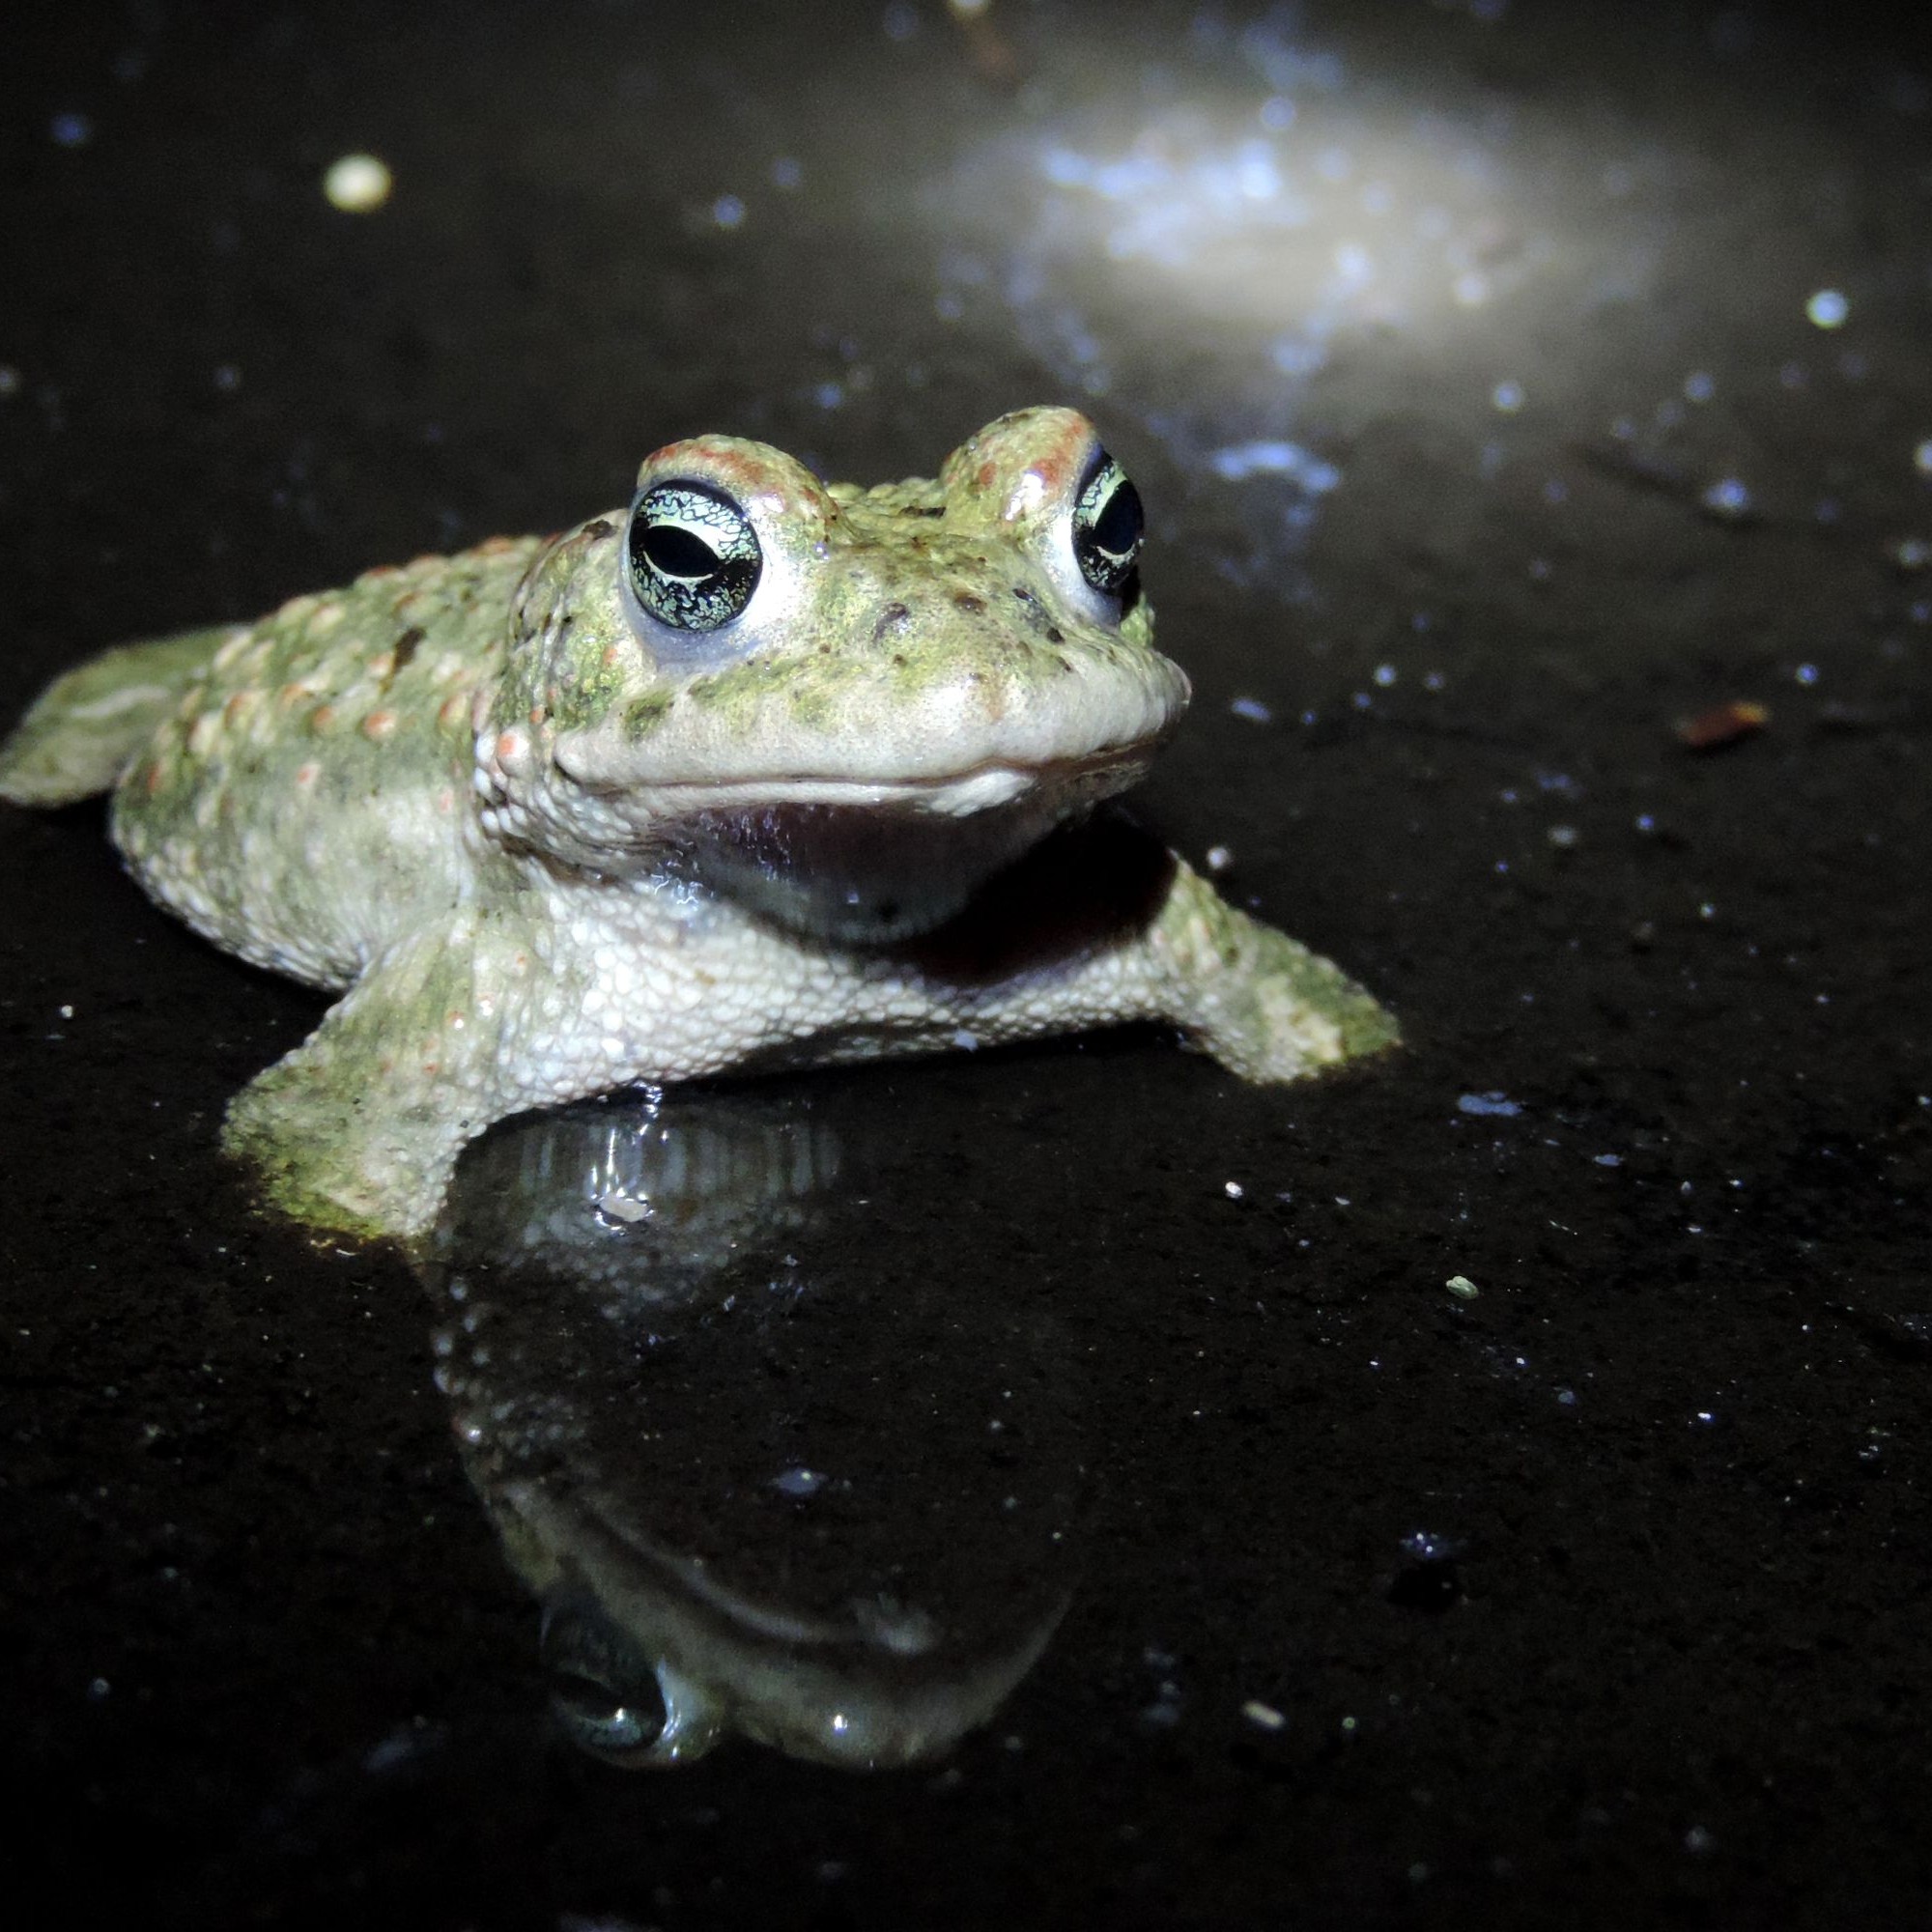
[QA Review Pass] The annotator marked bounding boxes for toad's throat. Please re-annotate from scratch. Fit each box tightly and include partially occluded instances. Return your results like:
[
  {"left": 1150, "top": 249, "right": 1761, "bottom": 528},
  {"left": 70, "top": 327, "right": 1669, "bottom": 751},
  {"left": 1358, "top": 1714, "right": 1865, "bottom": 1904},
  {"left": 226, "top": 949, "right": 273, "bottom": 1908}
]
[{"left": 667, "top": 753, "right": 1150, "bottom": 945}]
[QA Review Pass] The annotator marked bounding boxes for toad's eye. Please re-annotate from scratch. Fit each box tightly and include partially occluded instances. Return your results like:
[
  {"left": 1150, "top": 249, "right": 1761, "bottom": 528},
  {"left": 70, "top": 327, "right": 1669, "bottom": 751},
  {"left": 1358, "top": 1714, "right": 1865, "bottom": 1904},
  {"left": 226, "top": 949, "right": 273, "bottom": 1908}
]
[
  {"left": 626, "top": 479, "right": 762, "bottom": 631},
  {"left": 1071, "top": 450, "right": 1145, "bottom": 600}
]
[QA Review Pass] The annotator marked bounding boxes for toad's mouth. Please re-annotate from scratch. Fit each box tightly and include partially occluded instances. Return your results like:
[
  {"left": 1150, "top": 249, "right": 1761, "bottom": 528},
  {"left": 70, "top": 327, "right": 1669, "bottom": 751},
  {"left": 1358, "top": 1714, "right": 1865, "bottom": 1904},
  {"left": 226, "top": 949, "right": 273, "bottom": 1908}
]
[
  {"left": 618, "top": 740, "right": 1153, "bottom": 823},
  {"left": 652, "top": 744, "right": 1158, "bottom": 944}
]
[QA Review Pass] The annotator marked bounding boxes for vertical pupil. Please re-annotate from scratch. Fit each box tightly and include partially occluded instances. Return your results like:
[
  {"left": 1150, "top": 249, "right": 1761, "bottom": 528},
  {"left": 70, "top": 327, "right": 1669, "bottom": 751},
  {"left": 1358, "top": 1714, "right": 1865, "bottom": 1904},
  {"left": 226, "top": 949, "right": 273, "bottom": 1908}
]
[{"left": 1090, "top": 474, "right": 1143, "bottom": 558}]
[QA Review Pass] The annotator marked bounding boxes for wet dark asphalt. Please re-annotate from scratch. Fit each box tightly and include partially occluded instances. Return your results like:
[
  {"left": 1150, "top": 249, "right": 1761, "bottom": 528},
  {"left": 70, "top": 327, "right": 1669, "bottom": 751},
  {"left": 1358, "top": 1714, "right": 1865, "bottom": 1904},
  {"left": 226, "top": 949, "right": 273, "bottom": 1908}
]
[{"left": 4, "top": 2, "right": 1932, "bottom": 1926}]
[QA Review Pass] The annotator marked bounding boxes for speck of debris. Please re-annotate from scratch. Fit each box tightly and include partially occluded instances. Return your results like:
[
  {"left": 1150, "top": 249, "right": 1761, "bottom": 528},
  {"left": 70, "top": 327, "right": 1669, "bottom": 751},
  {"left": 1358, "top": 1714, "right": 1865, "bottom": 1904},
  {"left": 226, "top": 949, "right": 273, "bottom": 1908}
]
[{"left": 1677, "top": 699, "right": 1769, "bottom": 752}]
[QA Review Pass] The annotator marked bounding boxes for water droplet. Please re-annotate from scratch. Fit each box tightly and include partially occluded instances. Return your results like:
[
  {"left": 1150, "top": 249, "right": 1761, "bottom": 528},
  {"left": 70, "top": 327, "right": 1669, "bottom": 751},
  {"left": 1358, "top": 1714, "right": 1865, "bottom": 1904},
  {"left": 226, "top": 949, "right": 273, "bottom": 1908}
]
[
  {"left": 1700, "top": 476, "right": 1752, "bottom": 519},
  {"left": 1457, "top": 1092, "right": 1520, "bottom": 1118}
]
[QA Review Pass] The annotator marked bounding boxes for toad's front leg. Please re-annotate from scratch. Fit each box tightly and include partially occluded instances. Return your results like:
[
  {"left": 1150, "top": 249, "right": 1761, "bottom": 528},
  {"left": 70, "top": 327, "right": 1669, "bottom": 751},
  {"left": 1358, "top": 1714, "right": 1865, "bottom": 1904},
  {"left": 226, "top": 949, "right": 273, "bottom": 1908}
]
[
  {"left": 220, "top": 907, "right": 558, "bottom": 1244},
  {"left": 217, "top": 885, "right": 905, "bottom": 1243},
  {"left": 1136, "top": 855, "right": 1400, "bottom": 1078},
  {"left": 781, "top": 817, "right": 1400, "bottom": 1086},
  {"left": 220, "top": 825, "right": 1396, "bottom": 1244}
]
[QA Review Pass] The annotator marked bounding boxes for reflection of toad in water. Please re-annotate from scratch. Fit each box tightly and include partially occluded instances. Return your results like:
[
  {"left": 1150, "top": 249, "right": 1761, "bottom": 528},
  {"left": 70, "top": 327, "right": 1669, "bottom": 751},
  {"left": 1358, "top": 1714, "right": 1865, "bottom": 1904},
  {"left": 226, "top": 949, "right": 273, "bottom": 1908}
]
[{"left": 421, "top": 1090, "right": 1080, "bottom": 1769}]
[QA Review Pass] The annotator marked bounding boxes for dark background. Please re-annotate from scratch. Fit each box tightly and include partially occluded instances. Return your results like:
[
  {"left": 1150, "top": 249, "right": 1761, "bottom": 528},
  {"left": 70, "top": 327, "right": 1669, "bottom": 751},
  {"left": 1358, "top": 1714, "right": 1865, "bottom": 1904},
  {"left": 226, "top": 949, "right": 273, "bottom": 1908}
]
[{"left": 3, "top": 2, "right": 1931, "bottom": 1925}]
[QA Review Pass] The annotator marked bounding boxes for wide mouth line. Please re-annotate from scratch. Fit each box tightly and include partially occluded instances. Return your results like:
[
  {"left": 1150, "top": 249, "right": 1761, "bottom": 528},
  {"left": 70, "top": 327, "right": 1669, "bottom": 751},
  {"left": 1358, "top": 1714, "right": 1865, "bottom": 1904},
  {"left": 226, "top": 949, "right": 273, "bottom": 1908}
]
[{"left": 574, "top": 740, "right": 1163, "bottom": 805}]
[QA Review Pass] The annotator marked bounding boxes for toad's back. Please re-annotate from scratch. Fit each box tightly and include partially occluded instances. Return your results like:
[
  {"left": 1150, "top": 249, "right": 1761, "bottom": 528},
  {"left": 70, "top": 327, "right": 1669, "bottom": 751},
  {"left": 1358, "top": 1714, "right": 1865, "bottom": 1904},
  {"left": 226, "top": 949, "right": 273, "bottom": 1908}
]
[{"left": 25, "top": 535, "right": 540, "bottom": 990}]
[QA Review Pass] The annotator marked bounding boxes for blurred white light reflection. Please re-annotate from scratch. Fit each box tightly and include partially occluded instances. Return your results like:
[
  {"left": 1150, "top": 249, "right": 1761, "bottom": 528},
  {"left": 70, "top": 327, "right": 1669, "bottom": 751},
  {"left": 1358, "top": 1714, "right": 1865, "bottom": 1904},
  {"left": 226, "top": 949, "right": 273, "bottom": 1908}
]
[
  {"left": 933, "top": 14, "right": 1541, "bottom": 581},
  {"left": 1804, "top": 288, "right": 1849, "bottom": 328},
  {"left": 1020, "top": 110, "right": 1525, "bottom": 340},
  {"left": 1207, "top": 440, "right": 1340, "bottom": 491}
]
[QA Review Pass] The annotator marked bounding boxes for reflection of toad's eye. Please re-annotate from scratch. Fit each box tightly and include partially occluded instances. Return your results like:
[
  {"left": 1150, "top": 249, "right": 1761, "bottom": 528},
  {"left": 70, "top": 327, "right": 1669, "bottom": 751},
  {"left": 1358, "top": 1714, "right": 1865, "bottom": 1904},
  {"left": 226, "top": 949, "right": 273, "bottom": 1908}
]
[
  {"left": 626, "top": 479, "right": 762, "bottom": 631},
  {"left": 1072, "top": 450, "right": 1145, "bottom": 599},
  {"left": 541, "top": 1594, "right": 668, "bottom": 1764}
]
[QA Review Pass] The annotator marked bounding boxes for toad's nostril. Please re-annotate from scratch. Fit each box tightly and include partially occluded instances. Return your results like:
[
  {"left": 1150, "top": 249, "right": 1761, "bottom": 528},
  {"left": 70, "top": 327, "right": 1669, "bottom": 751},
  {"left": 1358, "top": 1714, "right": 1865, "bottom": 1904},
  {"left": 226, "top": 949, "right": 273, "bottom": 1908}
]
[{"left": 952, "top": 591, "right": 987, "bottom": 613}]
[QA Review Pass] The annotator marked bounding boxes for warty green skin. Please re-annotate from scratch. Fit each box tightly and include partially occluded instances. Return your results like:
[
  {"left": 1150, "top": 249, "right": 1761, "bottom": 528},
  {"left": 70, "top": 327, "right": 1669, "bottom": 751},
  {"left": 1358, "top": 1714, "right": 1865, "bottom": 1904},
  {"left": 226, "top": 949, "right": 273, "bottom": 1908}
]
[{"left": 0, "top": 407, "right": 1398, "bottom": 1243}]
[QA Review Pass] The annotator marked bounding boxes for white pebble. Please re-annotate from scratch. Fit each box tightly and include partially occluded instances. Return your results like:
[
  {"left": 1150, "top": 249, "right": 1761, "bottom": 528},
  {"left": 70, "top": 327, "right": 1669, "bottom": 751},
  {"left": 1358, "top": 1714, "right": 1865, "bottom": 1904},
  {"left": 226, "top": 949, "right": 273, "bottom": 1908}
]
[{"left": 323, "top": 153, "right": 392, "bottom": 213}]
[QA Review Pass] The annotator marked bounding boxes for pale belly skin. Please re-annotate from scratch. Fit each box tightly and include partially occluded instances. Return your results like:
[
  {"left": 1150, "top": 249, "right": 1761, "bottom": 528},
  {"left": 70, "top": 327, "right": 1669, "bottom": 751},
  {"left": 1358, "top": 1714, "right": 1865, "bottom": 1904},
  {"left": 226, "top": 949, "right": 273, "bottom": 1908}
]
[{"left": 0, "top": 412, "right": 1398, "bottom": 1243}]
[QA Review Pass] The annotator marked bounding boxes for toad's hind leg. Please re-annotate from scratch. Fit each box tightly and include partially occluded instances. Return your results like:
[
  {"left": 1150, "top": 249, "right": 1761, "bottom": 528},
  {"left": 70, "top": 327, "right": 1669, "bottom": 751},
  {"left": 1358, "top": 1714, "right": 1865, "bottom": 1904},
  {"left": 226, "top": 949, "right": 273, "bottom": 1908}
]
[{"left": 0, "top": 626, "right": 237, "bottom": 808}]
